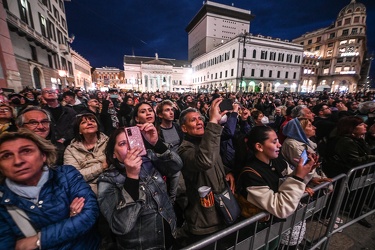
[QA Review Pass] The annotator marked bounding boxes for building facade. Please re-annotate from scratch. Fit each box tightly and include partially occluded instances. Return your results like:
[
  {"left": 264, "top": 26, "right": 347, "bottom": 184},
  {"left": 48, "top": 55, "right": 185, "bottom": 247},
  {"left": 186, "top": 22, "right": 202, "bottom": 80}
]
[
  {"left": 191, "top": 33, "right": 303, "bottom": 93},
  {"left": 71, "top": 48, "right": 92, "bottom": 91},
  {"left": 293, "top": 0, "right": 369, "bottom": 92},
  {"left": 92, "top": 66, "right": 124, "bottom": 91},
  {"left": 188, "top": 1, "right": 303, "bottom": 93},
  {"left": 123, "top": 54, "right": 192, "bottom": 93},
  {"left": 186, "top": 1, "right": 254, "bottom": 61},
  {"left": 0, "top": 0, "right": 75, "bottom": 92}
]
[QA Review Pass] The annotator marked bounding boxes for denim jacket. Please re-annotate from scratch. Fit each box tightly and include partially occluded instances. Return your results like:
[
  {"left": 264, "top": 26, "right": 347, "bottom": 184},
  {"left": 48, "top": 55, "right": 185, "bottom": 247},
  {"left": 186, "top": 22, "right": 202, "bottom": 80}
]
[{"left": 97, "top": 150, "right": 178, "bottom": 250}]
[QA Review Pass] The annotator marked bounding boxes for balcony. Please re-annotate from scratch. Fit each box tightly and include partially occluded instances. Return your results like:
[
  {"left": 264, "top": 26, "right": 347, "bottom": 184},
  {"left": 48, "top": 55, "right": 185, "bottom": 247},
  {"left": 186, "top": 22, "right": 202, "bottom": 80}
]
[
  {"left": 6, "top": 11, "right": 57, "bottom": 53},
  {"left": 59, "top": 44, "right": 69, "bottom": 54}
]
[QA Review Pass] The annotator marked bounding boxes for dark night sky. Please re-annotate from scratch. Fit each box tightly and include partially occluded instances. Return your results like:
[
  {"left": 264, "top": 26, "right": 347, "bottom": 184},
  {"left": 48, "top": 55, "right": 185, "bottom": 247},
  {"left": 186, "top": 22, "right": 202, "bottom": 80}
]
[{"left": 65, "top": 0, "right": 375, "bottom": 80}]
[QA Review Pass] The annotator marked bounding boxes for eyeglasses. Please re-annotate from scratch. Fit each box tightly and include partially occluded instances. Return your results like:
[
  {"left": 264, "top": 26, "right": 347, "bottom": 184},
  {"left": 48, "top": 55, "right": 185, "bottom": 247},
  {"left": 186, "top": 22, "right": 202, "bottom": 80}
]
[
  {"left": 76, "top": 113, "right": 96, "bottom": 118},
  {"left": 0, "top": 108, "right": 10, "bottom": 112},
  {"left": 42, "top": 90, "right": 55, "bottom": 94},
  {"left": 23, "top": 120, "right": 51, "bottom": 128}
]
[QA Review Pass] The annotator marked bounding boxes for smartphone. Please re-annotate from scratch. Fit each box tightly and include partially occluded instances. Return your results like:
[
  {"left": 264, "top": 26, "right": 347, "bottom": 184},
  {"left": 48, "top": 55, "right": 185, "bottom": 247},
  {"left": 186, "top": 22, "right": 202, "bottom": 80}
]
[
  {"left": 125, "top": 126, "right": 147, "bottom": 156},
  {"left": 110, "top": 94, "right": 118, "bottom": 99},
  {"left": 300, "top": 149, "right": 308, "bottom": 165},
  {"left": 219, "top": 99, "right": 233, "bottom": 112}
]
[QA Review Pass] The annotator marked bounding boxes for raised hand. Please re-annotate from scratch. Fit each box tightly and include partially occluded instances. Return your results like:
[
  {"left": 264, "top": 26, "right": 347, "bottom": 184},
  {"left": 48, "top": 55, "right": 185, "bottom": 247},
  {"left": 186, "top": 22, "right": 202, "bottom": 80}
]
[
  {"left": 295, "top": 154, "right": 315, "bottom": 180},
  {"left": 123, "top": 147, "right": 143, "bottom": 179},
  {"left": 209, "top": 98, "right": 227, "bottom": 124},
  {"left": 137, "top": 123, "right": 158, "bottom": 146}
]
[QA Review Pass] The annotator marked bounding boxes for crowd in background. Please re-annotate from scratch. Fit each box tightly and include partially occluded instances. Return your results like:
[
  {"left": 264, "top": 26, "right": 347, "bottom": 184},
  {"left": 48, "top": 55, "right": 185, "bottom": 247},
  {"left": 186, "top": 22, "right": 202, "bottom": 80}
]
[{"left": 1, "top": 86, "right": 375, "bottom": 249}]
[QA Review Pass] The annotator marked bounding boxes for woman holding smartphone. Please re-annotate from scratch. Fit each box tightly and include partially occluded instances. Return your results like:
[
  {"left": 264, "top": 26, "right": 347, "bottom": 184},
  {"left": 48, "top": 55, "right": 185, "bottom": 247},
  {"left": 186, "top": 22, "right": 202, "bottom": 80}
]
[
  {"left": 281, "top": 118, "right": 331, "bottom": 186},
  {"left": 97, "top": 124, "right": 182, "bottom": 249},
  {"left": 131, "top": 101, "right": 182, "bottom": 200},
  {"left": 237, "top": 126, "right": 315, "bottom": 249}
]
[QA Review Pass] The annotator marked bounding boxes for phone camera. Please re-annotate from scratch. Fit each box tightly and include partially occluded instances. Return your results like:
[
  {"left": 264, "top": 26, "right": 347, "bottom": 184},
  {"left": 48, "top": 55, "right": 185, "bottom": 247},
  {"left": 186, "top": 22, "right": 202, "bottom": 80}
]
[{"left": 127, "top": 129, "right": 132, "bottom": 136}]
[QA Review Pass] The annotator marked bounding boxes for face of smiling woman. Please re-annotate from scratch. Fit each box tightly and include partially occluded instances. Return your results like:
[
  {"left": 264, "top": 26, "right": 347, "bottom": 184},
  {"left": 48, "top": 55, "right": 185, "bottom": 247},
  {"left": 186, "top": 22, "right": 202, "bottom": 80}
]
[
  {"left": 256, "top": 130, "right": 281, "bottom": 162},
  {"left": 0, "top": 138, "right": 46, "bottom": 186}
]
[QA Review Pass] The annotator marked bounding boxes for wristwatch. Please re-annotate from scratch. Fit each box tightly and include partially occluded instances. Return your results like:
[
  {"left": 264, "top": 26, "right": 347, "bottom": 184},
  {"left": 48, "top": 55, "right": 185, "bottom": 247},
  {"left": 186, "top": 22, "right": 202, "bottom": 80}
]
[{"left": 36, "top": 237, "right": 40, "bottom": 249}]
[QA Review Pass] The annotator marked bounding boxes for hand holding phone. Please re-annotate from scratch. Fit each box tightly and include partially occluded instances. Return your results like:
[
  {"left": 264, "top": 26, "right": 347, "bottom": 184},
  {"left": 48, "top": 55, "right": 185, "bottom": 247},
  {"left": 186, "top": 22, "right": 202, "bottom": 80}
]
[
  {"left": 125, "top": 126, "right": 147, "bottom": 156},
  {"left": 219, "top": 99, "right": 233, "bottom": 112},
  {"left": 137, "top": 123, "right": 158, "bottom": 146},
  {"left": 300, "top": 149, "right": 309, "bottom": 165}
]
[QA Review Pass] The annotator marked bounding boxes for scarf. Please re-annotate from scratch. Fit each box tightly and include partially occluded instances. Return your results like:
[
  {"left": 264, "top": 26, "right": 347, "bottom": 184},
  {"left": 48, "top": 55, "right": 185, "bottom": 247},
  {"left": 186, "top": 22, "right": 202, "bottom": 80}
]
[
  {"left": 108, "top": 108, "right": 119, "bottom": 128},
  {"left": 6, "top": 166, "right": 49, "bottom": 204}
]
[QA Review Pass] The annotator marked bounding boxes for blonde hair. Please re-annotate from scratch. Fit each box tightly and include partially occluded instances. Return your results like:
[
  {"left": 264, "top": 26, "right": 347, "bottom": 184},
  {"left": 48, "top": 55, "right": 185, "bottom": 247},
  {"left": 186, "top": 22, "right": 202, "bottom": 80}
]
[
  {"left": 0, "top": 129, "right": 57, "bottom": 166},
  {"left": 298, "top": 118, "right": 311, "bottom": 130}
]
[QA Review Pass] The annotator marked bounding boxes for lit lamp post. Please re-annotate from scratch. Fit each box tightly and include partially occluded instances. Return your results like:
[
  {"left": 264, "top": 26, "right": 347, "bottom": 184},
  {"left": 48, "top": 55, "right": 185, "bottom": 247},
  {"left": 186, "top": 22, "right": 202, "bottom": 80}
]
[
  {"left": 240, "top": 31, "right": 247, "bottom": 92},
  {"left": 58, "top": 70, "right": 68, "bottom": 87}
]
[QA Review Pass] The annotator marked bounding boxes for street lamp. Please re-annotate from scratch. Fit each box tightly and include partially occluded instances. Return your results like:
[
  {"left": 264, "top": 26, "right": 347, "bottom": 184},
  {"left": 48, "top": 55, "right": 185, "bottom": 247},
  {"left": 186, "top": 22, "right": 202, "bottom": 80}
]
[
  {"left": 240, "top": 32, "right": 247, "bottom": 92},
  {"left": 58, "top": 70, "right": 68, "bottom": 87}
]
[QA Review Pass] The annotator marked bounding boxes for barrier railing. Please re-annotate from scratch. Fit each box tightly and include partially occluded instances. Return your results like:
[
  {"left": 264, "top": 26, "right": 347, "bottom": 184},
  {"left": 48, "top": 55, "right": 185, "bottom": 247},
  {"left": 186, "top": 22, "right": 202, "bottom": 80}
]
[
  {"left": 182, "top": 163, "right": 375, "bottom": 250},
  {"left": 319, "top": 162, "right": 375, "bottom": 249}
]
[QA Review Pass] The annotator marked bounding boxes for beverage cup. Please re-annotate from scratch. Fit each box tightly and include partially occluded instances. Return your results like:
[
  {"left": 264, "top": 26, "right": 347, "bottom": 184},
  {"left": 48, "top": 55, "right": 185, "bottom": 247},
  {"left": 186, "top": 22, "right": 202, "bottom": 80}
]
[{"left": 198, "top": 186, "right": 214, "bottom": 208}]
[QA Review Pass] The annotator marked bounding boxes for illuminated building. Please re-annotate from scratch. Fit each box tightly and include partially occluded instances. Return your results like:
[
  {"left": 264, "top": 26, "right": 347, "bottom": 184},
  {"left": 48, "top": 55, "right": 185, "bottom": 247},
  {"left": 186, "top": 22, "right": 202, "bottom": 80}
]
[{"left": 293, "top": 0, "right": 369, "bottom": 92}]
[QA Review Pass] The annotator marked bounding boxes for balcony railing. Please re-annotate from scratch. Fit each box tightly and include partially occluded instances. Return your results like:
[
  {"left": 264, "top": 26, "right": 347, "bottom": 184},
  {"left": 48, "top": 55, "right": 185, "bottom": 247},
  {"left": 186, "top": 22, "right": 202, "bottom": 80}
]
[
  {"left": 59, "top": 44, "right": 69, "bottom": 54},
  {"left": 6, "top": 10, "right": 57, "bottom": 53}
]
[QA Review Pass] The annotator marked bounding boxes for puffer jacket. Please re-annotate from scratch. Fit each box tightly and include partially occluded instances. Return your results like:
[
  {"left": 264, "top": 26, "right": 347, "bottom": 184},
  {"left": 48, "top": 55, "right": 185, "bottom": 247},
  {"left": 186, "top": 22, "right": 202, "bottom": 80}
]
[
  {"left": 0, "top": 165, "right": 100, "bottom": 250},
  {"left": 64, "top": 133, "right": 108, "bottom": 194},
  {"left": 97, "top": 150, "right": 179, "bottom": 250},
  {"left": 178, "top": 122, "right": 230, "bottom": 235}
]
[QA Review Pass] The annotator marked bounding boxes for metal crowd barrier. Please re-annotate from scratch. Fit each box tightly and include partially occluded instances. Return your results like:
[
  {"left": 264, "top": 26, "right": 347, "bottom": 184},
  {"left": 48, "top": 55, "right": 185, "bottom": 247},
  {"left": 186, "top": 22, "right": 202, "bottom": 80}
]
[{"left": 182, "top": 162, "right": 375, "bottom": 250}]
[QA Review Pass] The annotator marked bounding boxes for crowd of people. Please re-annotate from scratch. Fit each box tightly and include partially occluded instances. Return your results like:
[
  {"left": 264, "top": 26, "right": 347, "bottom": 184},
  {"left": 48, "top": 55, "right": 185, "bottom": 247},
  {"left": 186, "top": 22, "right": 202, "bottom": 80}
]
[{"left": 1, "top": 86, "right": 375, "bottom": 249}]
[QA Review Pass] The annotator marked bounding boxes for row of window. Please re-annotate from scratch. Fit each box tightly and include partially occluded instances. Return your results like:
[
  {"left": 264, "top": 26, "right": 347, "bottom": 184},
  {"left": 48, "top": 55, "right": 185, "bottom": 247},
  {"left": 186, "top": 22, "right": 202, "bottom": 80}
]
[
  {"left": 337, "top": 16, "right": 365, "bottom": 26},
  {"left": 193, "top": 68, "right": 298, "bottom": 83},
  {"left": 194, "top": 48, "right": 301, "bottom": 72},
  {"left": 250, "top": 69, "right": 297, "bottom": 80},
  {"left": 301, "top": 28, "right": 363, "bottom": 46},
  {"left": 12, "top": 0, "right": 68, "bottom": 45},
  {"left": 257, "top": 50, "right": 301, "bottom": 63},
  {"left": 74, "top": 65, "right": 90, "bottom": 76}
]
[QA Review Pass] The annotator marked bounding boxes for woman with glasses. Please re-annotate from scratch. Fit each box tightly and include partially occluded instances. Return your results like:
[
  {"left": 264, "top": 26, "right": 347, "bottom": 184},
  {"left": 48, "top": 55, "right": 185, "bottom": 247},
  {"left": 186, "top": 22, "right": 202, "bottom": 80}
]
[
  {"left": 0, "top": 103, "right": 17, "bottom": 134},
  {"left": 64, "top": 113, "right": 108, "bottom": 195}
]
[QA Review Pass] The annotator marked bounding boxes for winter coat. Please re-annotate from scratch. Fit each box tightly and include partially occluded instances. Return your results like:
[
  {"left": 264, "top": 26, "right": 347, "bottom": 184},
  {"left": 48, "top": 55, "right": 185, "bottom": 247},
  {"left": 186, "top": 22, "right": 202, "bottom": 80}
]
[
  {"left": 97, "top": 149, "right": 180, "bottom": 249},
  {"left": 323, "top": 135, "right": 375, "bottom": 178},
  {"left": 42, "top": 105, "right": 77, "bottom": 143},
  {"left": 238, "top": 156, "right": 308, "bottom": 219},
  {"left": 0, "top": 166, "right": 100, "bottom": 250},
  {"left": 220, "top": 112, "right": 238, "bottom": 169},
  {"left": 177, "top": 123, "right": 230, "bottom": 235},
  {"left": 64, "top": 133, "right": 108, "bottom": 194}
]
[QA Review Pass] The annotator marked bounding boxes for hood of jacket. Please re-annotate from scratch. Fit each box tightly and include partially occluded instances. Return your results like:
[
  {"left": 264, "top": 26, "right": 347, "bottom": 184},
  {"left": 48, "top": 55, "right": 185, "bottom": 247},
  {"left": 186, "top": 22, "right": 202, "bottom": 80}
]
[{"left": 282, "top": 118, "right": 309, "bottom": 145}]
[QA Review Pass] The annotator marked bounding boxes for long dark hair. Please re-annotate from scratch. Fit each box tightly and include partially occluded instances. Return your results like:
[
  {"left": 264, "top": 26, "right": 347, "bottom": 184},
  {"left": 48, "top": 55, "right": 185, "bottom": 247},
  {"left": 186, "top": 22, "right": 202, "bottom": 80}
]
[
  {"left": 336, "top": 116, "right": 364, "bottom": 136},
  {"left": 246, "top": 126, "right": 274, "bottom": 152},
  {"left": 131, "top": 101, "right": 156, "bottom": 125}
]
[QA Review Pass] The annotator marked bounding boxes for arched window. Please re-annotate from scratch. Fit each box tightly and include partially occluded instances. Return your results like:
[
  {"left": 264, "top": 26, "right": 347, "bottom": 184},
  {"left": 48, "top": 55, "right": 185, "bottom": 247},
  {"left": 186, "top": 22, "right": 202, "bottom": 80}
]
[
  {"left": 33, "top": 67, "right": 42, "bottom": 89},
  {"left": 243, "top": 48, "right": 247, "bottom": 58},
  {"left": 253, "top": 49, "right": 256, "bottom": 59}
]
